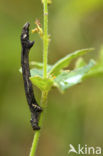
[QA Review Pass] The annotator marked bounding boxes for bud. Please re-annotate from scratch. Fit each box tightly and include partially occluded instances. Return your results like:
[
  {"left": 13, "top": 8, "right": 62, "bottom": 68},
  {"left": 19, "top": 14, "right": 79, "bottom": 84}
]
[
  {"left": 32, "top": 19, "right": 44, "bottom": 38},
  {"left": 48, "top": 0, "right": 52, "bottom": 5}
]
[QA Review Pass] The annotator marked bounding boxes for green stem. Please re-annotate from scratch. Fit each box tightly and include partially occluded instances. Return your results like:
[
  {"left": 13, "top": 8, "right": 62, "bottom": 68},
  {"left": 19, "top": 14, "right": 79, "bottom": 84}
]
[
  {"left": 43, "top": 0, "right": 48, "bottom": 78},
  {"left": 29, "top": 91, "right": 48, "bottom": 156},
  {"left": 29, "top": 0, "right": 49, "bottom": 156}
]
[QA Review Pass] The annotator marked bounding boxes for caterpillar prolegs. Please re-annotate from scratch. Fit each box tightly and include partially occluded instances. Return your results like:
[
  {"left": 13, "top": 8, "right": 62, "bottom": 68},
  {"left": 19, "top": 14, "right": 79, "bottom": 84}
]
[{"left": 21, "top": 22, "right": 42, "bottom": 130}]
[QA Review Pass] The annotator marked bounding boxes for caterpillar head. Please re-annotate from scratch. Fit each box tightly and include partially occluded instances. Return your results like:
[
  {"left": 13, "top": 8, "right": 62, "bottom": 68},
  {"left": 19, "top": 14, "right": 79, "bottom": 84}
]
[{"left": 21, "top": 22, "right": 34, "bottom": 49}]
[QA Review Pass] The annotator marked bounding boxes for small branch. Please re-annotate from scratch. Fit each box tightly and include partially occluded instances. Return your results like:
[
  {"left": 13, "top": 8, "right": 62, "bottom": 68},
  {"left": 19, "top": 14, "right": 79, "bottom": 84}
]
[{"left": 21, "top": 23, "right": 42, "bottom": 130}]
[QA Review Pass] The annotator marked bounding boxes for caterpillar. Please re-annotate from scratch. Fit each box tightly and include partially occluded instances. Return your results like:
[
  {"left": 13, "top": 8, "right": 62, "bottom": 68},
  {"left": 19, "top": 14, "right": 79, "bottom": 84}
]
[{"left": 21, "top": 22, "right": 42, "bottom": 130}]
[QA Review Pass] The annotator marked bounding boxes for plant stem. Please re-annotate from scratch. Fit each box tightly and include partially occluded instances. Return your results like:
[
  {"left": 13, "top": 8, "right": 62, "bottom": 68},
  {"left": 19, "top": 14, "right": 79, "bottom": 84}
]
[
  {"left": 29, "top": 91, "right": 48, "bottom": 156},
  {"left": 29, "top": 0, "right": 49, "bottom": 155},
  {"left": 43, "top": 0, "right": 48, "bottom": 78}
]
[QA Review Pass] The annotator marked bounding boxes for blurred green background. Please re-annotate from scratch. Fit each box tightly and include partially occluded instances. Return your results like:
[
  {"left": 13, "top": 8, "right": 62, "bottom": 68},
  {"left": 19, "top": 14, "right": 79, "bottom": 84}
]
[{"left": 0, "top": 0, "right": 103, "bottom": 156}]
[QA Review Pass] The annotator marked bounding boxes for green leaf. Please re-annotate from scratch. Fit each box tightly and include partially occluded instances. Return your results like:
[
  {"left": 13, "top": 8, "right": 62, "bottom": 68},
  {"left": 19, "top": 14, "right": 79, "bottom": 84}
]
[
  {"left": 19, "top": 67, "right": 44, "bottom": 77},
  {"left": 29, "top": 63, "right": 53, "bottom": 91},
  {"left": 99, "top": 46, "right": 103, "bottom": 64},
  {"left": 84, "top": 48, "right": 103, "bottom": 78},
  {"left": 53, "top": 59, "right": 95, "bottom": 92},
  {"left": 19, "top": 63, "right": 52, "bottom": 77},
  {"left": 30, "top": 61, "right": 52, "bottom": 69},
  {"left": 75, "top": 57, "right": 86, "bottom": 68},
  {"left": 19, "top": 68, "right": 22, "bottom": 73},
  {"left": 30, "top": 64, "right": 52, "bottom": 77},
  {"left": 30, "top": 68, "right": 43, "bottom": 77},
  {"left": 30, "top": 61, "right": 44, "bottom": 69},
  {"left": 30, "top": 76, "right": 53, "bottom": 91},
  {"left": 86, "top": 64, "right": 103, "bottom": 78},
  {"left": 49, "top": 48, "right": 94, "bottom": 75}
]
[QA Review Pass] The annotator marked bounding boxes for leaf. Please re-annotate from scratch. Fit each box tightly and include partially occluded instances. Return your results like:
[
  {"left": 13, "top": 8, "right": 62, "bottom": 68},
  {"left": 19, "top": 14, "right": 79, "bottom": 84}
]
[
  {"left": 19, "top": 67, "right": 44, "bottom": 77},
  {"left": 30, "top": 76, "right": 53, "bottom": 91},
  {"left": 86, "top": 64, "right": 103, "bottom": 78},
  {"left": 98, "top": 47, "right": 103, "bottom": 64},
  {"left": 49, "top": 48, "right": 94, "bottom": 75},
  {"left": 19, "top": 68, "right": 22, "bottom": 73},
  {"left": 30, "top": 61, "right": 52, "bottom": 69},
  {"left": 30, "top": 61, "right": 44, "bottom": 69},
  {"left": 20, "top": 64, "right": 53, "bottom": 91},
  {"left": 30, "top": 68, "right": 43, "bottom": 77},
  {"left": 53, "top": 60, "right": 95, "bottom": 92},
  {"left": 29, "top": 63, "right": 53, "bottom": 91},
  {"left": 30, "top": 62, "right": 52, "bottom": 77},
  {"left": 75, "top": 57, "right": 86, "bottom": 68},
  {"left": 19, "top": 63, "right": 52, "bottom": 77},
  {"left": 84, "top": 48, "right": 103, "bottom": 78},
  {"left": 30, "top": 64, "right": 52, "bottom": 77}
]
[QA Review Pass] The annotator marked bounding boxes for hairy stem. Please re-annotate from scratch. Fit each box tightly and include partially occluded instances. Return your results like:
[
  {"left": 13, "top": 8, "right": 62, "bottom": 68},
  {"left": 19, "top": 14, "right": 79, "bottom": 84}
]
[
  {"left": 29, "top": 0, "right": 49, "bottom": 155},
  {"left": 43, "top": 0, "right": 48, "bottom": 78}
]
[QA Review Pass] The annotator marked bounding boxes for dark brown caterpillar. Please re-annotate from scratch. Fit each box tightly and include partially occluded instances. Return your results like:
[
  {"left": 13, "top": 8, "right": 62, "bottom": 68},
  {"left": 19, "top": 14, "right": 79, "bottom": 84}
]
[{"left": 21, "top": 22, "right": 42, "bottom": 130}]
